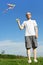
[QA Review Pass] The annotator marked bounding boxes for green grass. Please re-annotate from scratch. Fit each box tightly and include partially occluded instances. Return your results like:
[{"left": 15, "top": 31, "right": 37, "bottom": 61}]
[{"left": 0, "top": 57, "right": 43, "bottom": 65}]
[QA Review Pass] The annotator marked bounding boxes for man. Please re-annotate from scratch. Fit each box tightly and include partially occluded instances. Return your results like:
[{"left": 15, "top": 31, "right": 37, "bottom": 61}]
[{"left": 16, "top": 12, "right": 38, "bottom": 63}]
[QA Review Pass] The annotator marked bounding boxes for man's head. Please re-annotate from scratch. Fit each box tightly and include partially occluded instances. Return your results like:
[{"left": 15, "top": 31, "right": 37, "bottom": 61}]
[{"left": 26, "top": 12, "right": 31, "bottom": 19}]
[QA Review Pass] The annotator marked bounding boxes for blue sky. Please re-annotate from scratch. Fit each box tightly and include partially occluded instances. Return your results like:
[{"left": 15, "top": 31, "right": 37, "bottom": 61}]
[{"left": 0, "top": 0, "right": 43, "bottom": 56}]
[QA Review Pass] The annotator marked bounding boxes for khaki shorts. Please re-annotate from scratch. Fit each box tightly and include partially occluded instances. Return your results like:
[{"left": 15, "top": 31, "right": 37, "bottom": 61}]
[{"left": 25, "top": 36, "right": 38, "bottom": 49}]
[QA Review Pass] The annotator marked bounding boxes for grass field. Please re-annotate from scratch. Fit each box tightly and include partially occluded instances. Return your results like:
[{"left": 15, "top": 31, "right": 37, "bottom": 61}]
[{"left": 0, "top": 57, "right": 43, "bottom": 65}]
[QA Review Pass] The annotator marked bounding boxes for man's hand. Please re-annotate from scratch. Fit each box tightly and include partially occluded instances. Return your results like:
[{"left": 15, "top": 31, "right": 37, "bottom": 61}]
[
  {"left": 16, "top": 18, "right": 20, "bottom": 24},
  {"left": 35, "top": 34, "right": 38, "bottom": 39}
]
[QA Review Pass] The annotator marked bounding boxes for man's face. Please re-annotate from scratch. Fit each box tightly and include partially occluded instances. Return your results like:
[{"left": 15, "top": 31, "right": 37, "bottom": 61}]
[{"left": 26, "top": 14, "right": 31, "bottom": 19}]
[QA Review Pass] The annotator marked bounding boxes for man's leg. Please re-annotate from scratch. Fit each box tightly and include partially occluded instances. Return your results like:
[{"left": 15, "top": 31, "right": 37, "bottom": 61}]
[
  {"left": 27, "top": 49, "right": 31, "bottom": 63},
  {"left": 25, "top": 36, "right": 32, "bottom": 63},
  {"left": 32, "top": 36, "right": 38, "bottom": 62},
  {"left": 33, "top": 48, "right": 38, "bottom": 62}
]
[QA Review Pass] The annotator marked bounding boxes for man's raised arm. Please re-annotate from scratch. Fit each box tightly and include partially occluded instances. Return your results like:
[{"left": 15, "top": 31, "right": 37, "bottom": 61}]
[{"left": 16, "top": 19, "right": 24, "bottom": 30}]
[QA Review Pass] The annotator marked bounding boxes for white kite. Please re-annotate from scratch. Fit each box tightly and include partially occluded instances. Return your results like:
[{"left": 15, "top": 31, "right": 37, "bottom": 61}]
[{"left": 3, "top": 4, "right": 16, "bottom": 13}]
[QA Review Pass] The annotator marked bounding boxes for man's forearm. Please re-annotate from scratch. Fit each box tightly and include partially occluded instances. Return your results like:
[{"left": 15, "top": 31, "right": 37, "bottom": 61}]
[
  {"left": 18, "top": 22, "right": 24, "bottom": 30},
  {"left": 35, "top": 27, "right": 38, "bottom": 38},
  {"left": 35, "top": 26, "right": 38, "bottom": 38}
]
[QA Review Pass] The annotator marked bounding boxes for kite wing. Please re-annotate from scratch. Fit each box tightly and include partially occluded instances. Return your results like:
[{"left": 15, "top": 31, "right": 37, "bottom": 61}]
[
  {"left": 3, "top": 4, "right": 16, "bottom": 13},
  {"left": 8, "top": 4, "right": 15, "bottom": 7}
]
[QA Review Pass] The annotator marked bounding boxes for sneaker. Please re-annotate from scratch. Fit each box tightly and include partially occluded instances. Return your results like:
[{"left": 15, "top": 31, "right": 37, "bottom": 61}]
[
  {"left": 28, "top": 60, "right": 32, "bottom": 63},
  {"left": 34, "top": 59, "right": 38, "bottom": 63}
]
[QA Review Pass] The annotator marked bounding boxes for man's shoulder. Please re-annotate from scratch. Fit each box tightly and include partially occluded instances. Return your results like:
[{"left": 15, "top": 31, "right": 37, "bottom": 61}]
[
  {"left": 23, "top": 20, "right": 27, "bottom": 23},
  {"left": 25, "top": 19, "right": 36, "bottom": 21},
  {"left": 31, "top": 19, "right": 36, "bottom": 21},
  {"left": 23, "top": 19, "right": 36, "bottom": 23},
  {"left": 31, "top": 20, "right": 37, "bottom": 24}
]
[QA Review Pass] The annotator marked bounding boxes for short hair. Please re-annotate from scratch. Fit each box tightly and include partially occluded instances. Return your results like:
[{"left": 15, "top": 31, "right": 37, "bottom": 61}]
[{"left": 26, "top": 12, "right": 31, "bottom": 15}]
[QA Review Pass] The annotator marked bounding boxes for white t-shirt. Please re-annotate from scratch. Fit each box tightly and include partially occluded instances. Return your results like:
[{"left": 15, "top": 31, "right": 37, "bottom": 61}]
[{"left": 22, "top": 19, "right": 37, "bottom": 36}]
